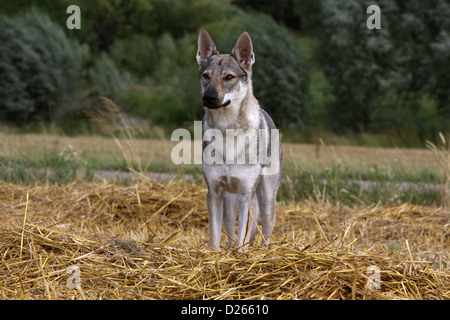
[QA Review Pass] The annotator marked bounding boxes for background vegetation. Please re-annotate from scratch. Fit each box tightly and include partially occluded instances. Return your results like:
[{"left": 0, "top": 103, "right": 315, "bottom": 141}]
[
  {"left": 0, "top": 0, "right": 448, "bottom": 146},
  {"left": 0, "top": 1, "right": 448, "bottom": 207}
]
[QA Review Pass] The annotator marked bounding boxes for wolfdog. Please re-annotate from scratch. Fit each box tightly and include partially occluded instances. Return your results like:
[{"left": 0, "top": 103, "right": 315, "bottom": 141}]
[{"left": 196, "top": 29, "right": 282, "bottom": 251}]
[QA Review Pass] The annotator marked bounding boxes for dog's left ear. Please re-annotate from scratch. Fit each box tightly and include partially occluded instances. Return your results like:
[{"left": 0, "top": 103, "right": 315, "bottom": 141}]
[{"left": 231, "top": 31, "right": 255, "bottom": 70}]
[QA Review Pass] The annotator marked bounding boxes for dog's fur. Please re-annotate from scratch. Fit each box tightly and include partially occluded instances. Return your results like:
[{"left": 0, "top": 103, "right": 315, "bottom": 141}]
[{"left": 196, "top": 29, "right": 282, "bottom": 250}]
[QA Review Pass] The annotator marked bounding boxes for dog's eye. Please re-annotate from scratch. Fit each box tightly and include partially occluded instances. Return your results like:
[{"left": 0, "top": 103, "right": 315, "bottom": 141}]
[
  {"left": 224, "top": 74, "right": 235, "bottom": 81},
  {"left": 202, "top": 73, "right": 210, "bottom": 80}
]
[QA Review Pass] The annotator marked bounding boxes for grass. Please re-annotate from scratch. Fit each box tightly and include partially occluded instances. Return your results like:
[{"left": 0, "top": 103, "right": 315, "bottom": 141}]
[
  {"left": 426, "top": 133, "right": 450, "bottom": 209},
  {"left": 0, "top": 128, "right": 446, "bottom": 206}
]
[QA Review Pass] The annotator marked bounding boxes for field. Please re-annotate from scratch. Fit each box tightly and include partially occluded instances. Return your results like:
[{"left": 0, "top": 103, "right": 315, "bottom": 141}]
[
  {"left": 0, "top": 130, "right": 447, "bottom": 206},
  {"left": 0, "top": 131, "right": 449, "bottom": 300},
  {"left": 0, "top": 179, "right": 448, "bottom": 300}
]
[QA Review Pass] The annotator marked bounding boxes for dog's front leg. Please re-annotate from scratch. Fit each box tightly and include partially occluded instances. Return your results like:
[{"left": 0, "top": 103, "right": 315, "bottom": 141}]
[
  {"left": 237, "top": 193, "right": 252, "bottom": 252},
  {"left": 223, "top": 192, "right": 238, "bottom": 248},
  {"left": 207, "top": 190, "right": 224, "bottom": 250}
]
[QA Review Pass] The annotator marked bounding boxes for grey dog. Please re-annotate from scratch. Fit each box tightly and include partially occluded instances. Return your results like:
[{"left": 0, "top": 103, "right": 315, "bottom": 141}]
[{"left": 196, "top": 29, "right": 282, "bottom": 251}]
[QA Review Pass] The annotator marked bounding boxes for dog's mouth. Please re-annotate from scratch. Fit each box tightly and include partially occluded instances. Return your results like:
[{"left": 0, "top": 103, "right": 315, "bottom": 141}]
[
  {"left": 219, "top": 100, "right": 231, "bottom": 107},
  {"left": 204, "top": 99, "right": 231, "bottom": 109}
]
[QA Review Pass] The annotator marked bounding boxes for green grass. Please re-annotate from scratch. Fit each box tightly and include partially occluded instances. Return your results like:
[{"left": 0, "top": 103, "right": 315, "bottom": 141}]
[
  {"left": 279, "top": 160, "right": 443, "bottom": 207},
  {"left": 0, "top": 126, "right": 446, "bottom": 207},
  {"left": 0, "top": 145, "right": 444, "bottom": 207}
]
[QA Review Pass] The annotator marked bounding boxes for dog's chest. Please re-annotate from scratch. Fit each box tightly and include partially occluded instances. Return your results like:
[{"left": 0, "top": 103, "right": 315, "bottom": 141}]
[
  {"left": 203, "top": 105, "right": 262, "bottom": 195},
  {"left": 204, "top": 163, "right": 261, "bottom": 195}
]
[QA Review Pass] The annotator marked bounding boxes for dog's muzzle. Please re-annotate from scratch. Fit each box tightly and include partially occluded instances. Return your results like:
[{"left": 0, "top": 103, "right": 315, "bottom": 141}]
[{"left": 202, "top": 93, "right": 230, "bottom": 109}]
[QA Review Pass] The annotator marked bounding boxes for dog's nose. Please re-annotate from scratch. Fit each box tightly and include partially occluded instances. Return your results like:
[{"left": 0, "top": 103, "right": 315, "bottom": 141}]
[{"left": 202, "top": 93, "right": 219, "bottom": 108}]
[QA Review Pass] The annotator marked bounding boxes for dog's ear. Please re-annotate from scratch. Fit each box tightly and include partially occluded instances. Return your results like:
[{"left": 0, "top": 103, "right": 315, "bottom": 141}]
[
  {"left": 231, "top": 31, "right": 255, "bottom": 70},
  {"left": 197, "top": 29, "right": 217, "bottom": 67}
]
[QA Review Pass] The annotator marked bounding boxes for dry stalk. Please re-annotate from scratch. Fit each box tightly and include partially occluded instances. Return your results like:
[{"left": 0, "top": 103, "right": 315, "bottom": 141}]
[
  {"left": 0, "top": 179, "right": 448, "bottom": 300},
  {"left": 426, "top": 132, "right": 450, "bottom": 209}
]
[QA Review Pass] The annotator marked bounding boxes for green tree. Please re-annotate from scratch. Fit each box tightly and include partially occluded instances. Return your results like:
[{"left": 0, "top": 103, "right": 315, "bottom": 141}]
[
  {"left": 110, "top": 35, "right": 158, "bottom": 79},
  {"left": 147, "top": 0, "right": 241, "bottom": 38},
  {"left": 0, "top": 11, "right": 85, "bottom": 122},
  {"left": 232, "top": 0, "right": 301, "bottom": 30},
  {"left": 312, "top": 0, "right": 450, "bottom": 132},
  {"left": 79, "top": 0, "right": 154, "bottom": 51}
]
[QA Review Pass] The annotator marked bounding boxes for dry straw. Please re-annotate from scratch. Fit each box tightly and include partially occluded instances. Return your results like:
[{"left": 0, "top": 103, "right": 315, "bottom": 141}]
[
  {"left": 427, "top": 132, "right": 450, "bottom": 210},
  {"left": 0, "top": 178, "right": 448, "bottom": 300}
]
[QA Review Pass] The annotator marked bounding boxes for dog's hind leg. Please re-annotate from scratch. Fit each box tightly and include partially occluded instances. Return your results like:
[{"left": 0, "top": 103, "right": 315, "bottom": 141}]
[
  {"left": 223, "top": 192, "right": 238, "bottom": 248},
  {"left": 256, "top": 176, "right": 278, "bottom": 245},
  {"left": 249, "top": 195, "right": 259, "bottom": 244}
]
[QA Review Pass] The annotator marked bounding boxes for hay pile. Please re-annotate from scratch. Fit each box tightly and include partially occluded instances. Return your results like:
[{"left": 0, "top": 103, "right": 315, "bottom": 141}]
[{"left": 0, "top": 179, "right": 448, "bottom": 299}]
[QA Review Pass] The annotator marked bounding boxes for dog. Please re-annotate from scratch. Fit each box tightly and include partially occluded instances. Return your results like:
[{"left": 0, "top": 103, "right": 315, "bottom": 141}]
[{"left": 196, "top": 29, "right": 282, "bottom": 251}]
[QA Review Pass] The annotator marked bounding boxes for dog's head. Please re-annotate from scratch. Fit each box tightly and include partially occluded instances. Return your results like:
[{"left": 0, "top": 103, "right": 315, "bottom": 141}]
[{"left": 196, "top": 29, "right": 255, "bottom": 110}]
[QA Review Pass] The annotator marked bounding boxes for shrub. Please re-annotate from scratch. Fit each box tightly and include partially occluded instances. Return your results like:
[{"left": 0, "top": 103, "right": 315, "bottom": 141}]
[
  {"left": 111, "top": 35, "right": 157, "bottom": 79},
  {"left": 312, "top": 0, "right": 450, "bottom": 132},
  {"left": 88, "top": 52, "right": 135, "bottom": 99},
  {"left": 147, "top": 0, "right": 240, "bottom": 38},
  {"left": 0, "top": 11, "right": 84, "bottom": 122}
]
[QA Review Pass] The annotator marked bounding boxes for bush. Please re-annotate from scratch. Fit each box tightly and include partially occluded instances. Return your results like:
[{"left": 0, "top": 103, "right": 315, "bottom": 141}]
[
  {"left": 111, "top": 35, "right": 157, "bottom": 79},
  {"left": 312, "top": 0, "right": 450, "bottom": 132},
  {"left": 108, "top": 32, "right": 200, "bottom": 125},
  {"left": 205, "top": 12, "right": 310, "bottom": 127},
  {"left": 0, "top": 11, "right": 85, "bottom": 122},
  {"left": 88, "top": 52, "right": 135, "bottom": 99},
  {"left": 147, "top": 0, "right": 240, "bottom": 38},
  {"left": 117, "top": 87, "right": 187, "bottom": 125}
]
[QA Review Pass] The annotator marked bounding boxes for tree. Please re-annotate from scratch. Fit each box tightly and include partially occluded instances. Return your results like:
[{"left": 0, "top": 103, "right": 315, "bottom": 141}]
[
  {"left": 232, "top": 0, "right": 301, "bottom": 30},
  {"left": 0, "top": 11, "right": 84, "bottom": 122},
  {"left": 312, "top": 0, "right": 450, "bottom": 131},
  {"left": 79, "top": 0, "right": 154, "bottom": 51}
]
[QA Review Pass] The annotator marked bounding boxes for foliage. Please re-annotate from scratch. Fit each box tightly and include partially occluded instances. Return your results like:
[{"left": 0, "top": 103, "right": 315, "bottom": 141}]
[
  {"left": 0, "top": 0, "right": 156, "bottom": 52},
  {"left": 232, "top": 0, "right": 301, "bottom": 30},
  {"left": 147, "top": 0, "right": 240, "bottom": 38},
  {"left": 311, "top": 0, "right": 450, "bottom": 133},
  {"left": 0, "top": 11, "right": 85, "bottom": 122},
  {"left": 292, "top": 0, "right": 323, "bottom": 34},
  {"left": 110, "top": 35, "right": 157, "bottom": 79},
  {"left": 113, "top": 32, "right": 200, "bottom": 125},
  {"left": 0, "top": 0, "right": 447, "bottom": 145},
  {"left": 78, "top": 0, "right": 155, "bottom": 51},
  {"left": 87, "top": 52, "right": 136, "bottom": 99}
]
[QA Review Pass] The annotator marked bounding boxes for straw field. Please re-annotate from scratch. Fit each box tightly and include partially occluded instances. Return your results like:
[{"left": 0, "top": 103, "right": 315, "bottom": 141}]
[{"left": 0, "top": 178, "right": 448, "bottom": 300}]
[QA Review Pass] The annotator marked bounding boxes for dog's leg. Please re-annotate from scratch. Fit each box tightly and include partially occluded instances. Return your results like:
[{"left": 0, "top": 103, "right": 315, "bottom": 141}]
[
  {"left": 256, "top": 176, "right": 278, "bottom": 245},
  {"left": 237, "top": 193, "right": 252, "bottom": 252},
  {"left": 207, "top": 190, "right": 224, "bottom": 250},
  {"left": 243, "top": 195, "right": 258, "bottom": 248},
  {"left": 249, "top": 195, "right": 259, "bottom": 243},
  {"left": 223, "top": 192, "right": 238, "bottom": 248}
]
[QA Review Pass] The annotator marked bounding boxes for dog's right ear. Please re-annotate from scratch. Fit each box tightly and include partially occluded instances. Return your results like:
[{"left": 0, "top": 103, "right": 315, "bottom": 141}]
[{"left": 197, "top": 29, "right": 217, "bottom": 67}]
